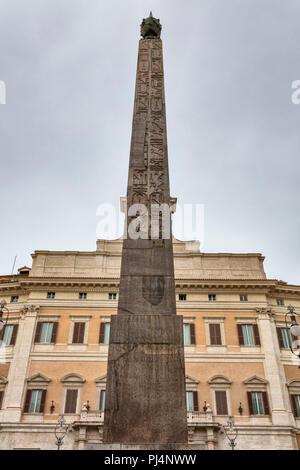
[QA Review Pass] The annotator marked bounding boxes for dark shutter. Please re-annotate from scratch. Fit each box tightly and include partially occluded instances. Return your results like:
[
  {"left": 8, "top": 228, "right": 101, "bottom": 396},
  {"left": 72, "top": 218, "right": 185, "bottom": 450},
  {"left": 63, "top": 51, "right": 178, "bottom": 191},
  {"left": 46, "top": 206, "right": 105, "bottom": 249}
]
[
  {"left": 237, "top": 324, "right": 244, "bottom": 345},
  {"left": 78, "top": 323, "right": 85, "bottom": 343},
  {"left": 253, "top": 324, "right": 260, "bottom": 346},
  {"left": 0, "top": 390, "right": 3, "bottom": 409},
  {"left": 0, "top": 326, "right": 4, "bottom": 341},
  {"left": 193, "top": 391, "right": 199, "bottom": 412},
  {"left": 51, "top": 322, "right": 58, "bottom": 343},
  {"left": 290, "top": 395, "right": 298, "bottom": 417},
  {"left": 99, "top": 323, "right": 105, "bottom": 344},
  {"left": 210, "top": 324, "right": 221, "bottom": 345},
  {"left": 10, "top": 324, "right": 19, "bottom": 346},
  {"left": 34, "top": 322, "right": 43, "bottom": 343},
  {"left": 277, "top": 328, "right": 284, "bottom": 349},
  {"left": 215, "top": 390, "right": 228, "bottom": 415},
  {"left": 247, "top": 392, "right": 254, "bottom": 415},
  {"left": 65, "top": 389, "right": 78, "bottom": 413},
  {"left": 72, "top": 322, "right": 85, "bottom": 344},
  {"left": 23, "top": 390, "right": 32, "bottom": 413},
  {"left": 190, "top": 324, "right": 196, "bottom": 345},
  {"left": 262, "top": 392, "right": 270, "bottom": 415},
  {"left": 39, "top": 390, "right": 47, "bottom": 413}
]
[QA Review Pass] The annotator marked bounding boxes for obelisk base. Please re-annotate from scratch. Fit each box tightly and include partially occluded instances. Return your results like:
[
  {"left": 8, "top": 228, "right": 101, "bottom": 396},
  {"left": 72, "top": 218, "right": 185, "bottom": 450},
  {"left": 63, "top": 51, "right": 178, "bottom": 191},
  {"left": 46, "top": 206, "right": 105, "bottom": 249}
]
[{"left": 103, "top": 315, "right": 188, "bottom": 445}]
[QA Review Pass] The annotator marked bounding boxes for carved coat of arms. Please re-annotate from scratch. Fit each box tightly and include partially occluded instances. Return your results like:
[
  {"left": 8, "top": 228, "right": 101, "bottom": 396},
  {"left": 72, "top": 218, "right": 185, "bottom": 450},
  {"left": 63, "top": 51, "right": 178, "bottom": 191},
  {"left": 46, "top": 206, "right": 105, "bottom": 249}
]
[{"left": 142, "top": 275, "right": 165, "bottom": 305}]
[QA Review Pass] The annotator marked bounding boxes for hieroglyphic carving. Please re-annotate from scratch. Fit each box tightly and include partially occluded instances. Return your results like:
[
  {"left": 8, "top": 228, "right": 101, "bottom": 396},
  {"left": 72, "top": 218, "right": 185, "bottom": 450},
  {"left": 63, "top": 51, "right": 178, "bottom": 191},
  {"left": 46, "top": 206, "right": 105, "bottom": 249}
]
[
  {"left": 130, "top": 39, "right": 167, "bottom": 236},
  {"left": 149, "top": 171, "right": 164, "bottom": 192}
]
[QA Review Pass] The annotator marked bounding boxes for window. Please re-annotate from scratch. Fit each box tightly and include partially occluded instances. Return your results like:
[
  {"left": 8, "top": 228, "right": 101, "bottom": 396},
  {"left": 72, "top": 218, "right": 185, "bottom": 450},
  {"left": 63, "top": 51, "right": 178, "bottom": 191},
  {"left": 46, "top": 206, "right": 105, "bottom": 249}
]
[
  {"left": 11, "top": 295, "right": 19, "bottom": 303},
  {"left": 99, "top": 323, "right": 110, "bottom": 344},
  {"left": 34, "top": 322, "right": 58, "bottom": 344},
  {"left": 208, "top": 294, "right": 216, "bottom": 302},
  {"left": 79, "top": 293, "right": 87, "bottom": 300},
  {"left": 291, "top": 395, "right": 300, "bottom": 418},
  {"left": 24, "top": 389, "right": 46, "bottom": 413},
  {"left": 186, "top": 391, "right": 199, "bottom": 412},
  {"left": 277, "top": 299, "right": 284, "bottom": 306},
  {"left": 64, "top": 389, "right": 78, "bottom": 414},
  {"left": 183, "top": 323, "right": 196, "bottom": 345},
  {"left": 215, "top": 390, "right": 228, "bottom": 415},
  {"left": 179, "top": 294, "right": 187, "bottom": 301},
  {"left": 72, "top": 322, "right": 85, "bottom": 344},
  {"left": 47, "top": 292, "right": 55, "bottom": 299},
  {"left": 247, "top": 391, "right": 269, "bottom": 415},
  {"left": 100, "top": 390, "right": 106, "bottom": 411},
  {"left": 242, "top": 325, "right": 254, "bottom": 345},
  {"left": 209, "top": 323, "right": 222, "bottom": 345},
  {"left": 240, "top": 295, "right": 248, "bottom": 301},
  {"left": 237, "top": 324, "right": 260, "bottom": 346},
  {"left": 1, "top": 324, "right": 18, "bottom": 346},
  {"left": 0, "top": 390, "right": 3, "bottom": 409},
  {"left": 108, "top": 293, "right": 117, "bottom": 300},
  {"left": 277, "top": 327, "right": 292, "bottom": 349}
]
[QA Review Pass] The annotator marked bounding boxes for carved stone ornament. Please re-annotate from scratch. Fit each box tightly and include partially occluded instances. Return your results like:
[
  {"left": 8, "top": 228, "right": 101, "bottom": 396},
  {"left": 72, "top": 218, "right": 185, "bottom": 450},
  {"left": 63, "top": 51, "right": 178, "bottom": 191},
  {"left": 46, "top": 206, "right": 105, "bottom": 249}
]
[
  {"left": 140, "top": 12, "right": 162, "bottom": 39},
  {"left": 21, "top": 305, "right": 39, "bottom": 319}
]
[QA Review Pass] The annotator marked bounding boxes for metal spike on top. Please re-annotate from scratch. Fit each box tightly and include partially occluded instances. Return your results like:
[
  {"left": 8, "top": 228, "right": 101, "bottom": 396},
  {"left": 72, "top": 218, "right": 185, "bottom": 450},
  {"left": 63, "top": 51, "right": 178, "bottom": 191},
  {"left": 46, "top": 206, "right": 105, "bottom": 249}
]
[{"left": 140, "top": 12, "right": 162, "bottom": 39}]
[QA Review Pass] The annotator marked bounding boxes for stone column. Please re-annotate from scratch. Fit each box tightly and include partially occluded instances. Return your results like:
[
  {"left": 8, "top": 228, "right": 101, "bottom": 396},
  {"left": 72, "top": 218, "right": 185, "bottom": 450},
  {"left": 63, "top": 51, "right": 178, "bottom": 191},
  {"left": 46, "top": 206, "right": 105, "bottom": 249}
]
[
  {"left": 256, "top": 308, "right": 294, "bottom": 426},
  {"left": 1, "top": 305, "right": 38, "bottom": 422}
]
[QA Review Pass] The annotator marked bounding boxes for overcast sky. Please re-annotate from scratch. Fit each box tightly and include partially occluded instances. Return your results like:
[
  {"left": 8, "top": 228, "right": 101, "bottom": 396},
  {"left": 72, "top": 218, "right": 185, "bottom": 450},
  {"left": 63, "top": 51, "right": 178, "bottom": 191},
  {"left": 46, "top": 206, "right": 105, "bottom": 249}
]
[{"left": 0, "top": 0, "right": 299, "bottom": 283}]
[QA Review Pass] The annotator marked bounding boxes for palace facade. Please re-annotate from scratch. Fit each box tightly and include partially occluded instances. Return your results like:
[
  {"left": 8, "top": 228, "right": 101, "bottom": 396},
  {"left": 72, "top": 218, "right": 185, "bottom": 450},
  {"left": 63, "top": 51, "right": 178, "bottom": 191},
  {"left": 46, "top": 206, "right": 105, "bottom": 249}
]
[{"left": 0, "top": 237, "right": 300, "bottom": 450}]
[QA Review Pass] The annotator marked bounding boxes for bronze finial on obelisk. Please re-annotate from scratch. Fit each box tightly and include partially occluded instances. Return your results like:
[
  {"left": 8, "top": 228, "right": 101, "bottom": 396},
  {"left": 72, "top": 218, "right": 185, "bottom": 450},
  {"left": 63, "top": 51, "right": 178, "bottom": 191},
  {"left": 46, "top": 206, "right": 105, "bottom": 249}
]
[{"left": 103, "top": 14, "right": 188, "bottom": 449}]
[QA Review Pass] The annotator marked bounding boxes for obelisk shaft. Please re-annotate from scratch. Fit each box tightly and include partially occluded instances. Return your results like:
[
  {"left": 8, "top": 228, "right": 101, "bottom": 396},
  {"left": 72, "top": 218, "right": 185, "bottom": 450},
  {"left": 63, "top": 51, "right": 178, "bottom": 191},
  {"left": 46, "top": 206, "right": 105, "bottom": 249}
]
[{"left": 103, "top": 29, "right": 188, "bottom": 448}]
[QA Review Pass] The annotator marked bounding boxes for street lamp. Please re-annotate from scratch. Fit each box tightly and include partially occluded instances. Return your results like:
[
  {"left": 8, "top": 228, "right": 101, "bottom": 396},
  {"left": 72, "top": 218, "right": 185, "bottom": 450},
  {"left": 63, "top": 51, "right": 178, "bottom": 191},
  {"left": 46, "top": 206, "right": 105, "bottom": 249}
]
[
  {"left": 223, "top": 416, "right": 238, "bottom": 450},
  {"left": 54, "top": 415, "right": 68, "bottom": 450},
  {"left": 285, "top": 305, "right": 300, "bottom": 364},
  {"left": 0, "top": 300, "right": 9, "bottom": 333}
]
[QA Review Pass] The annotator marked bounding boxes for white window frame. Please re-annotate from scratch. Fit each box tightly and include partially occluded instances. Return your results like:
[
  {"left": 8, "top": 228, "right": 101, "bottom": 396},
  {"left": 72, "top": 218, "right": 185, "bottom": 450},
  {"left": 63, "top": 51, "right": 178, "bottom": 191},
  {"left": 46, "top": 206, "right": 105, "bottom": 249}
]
[
  {"left": 182, "top": 317, "right": 195, "bottom": 346},
  {"left": 204, "top": 317, "right": 226, "bottom": 347},
  {"left": 61, "top": 374, "right": 85, "bottom": 415},
  {"left": 68, "top": 315, "right": 91, "bottom": 345},
  {"left": 95, "top": 375, "right": 107, "bottom": 411},
  {"left": 208, "top": 375, "right": 232, "bottom": 416}
]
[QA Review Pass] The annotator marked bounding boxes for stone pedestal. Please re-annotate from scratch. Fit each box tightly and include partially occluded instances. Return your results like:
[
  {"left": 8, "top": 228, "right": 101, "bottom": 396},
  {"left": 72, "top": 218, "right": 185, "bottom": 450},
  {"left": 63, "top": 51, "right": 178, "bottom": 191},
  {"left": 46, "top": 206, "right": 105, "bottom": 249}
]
[{"left": 103, "top": 314, "right": 187, "bottom": 445}]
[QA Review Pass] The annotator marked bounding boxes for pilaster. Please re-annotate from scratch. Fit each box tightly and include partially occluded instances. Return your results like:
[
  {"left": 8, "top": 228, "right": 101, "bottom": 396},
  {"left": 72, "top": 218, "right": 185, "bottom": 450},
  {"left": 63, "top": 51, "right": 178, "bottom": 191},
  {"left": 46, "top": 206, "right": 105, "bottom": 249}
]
[
  {"left": 256, "top": 308, "right": 294, "bottom": 426},
  {"left": 1, "top": 305, "right": 38, "bottom": 422}
]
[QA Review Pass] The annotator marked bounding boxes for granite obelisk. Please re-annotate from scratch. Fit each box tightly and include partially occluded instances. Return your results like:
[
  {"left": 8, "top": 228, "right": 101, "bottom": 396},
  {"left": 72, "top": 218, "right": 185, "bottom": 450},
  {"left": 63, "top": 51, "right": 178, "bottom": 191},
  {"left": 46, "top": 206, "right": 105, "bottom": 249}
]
[{"left": 103, "top": 14, "right": 188, "bottom": 448}]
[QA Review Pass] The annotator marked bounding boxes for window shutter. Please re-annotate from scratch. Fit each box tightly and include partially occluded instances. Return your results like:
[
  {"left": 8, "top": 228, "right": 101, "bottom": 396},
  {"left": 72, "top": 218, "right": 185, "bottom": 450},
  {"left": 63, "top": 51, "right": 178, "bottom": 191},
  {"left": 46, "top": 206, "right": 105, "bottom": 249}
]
[
  {"left": 247, "top": 392, "right": 254, "bottom": 415},
  {"left": 10, "top": 324, "right": 19, "bottom": 346},
  {"left": 262, "top": 392, "right": 270, "bottom": 415},
  {"left": 237, "top": 324, "right": 244, "bottom": 345},
  {"left": 0, "top": 390, "right": 3, "bottom": 409},
  {"left": 34, "top": 322, "right": 43, "bottom": 343},
  {"left": 72, "top": 322, "right": 85, "bottom": 344},
  {"left": 253, "top": 324, "right": 260, "bottom": 346},
  {"left": 78, "top": 323, "right": 85, "bottom": 343},
  {"left": 51, "top": 322, "right": 58, "bottom": 343},
  {"left": 39, "top": 390, "right": 47, "bottom": 413},
  {"left": 99, "top": 323, "right": 105, "bottom": 344},
  {"left": 23, "top": 390, "right": 32, "bottom": 413},
  {"left": 193, "top": 391, "right": 199, "bottom": 412},
  {"left": 209, "top": 324, "right": 216, "bottom": 344},
  {"left": 210, "top": 323, "right": 222, "bottom": 345},
  {"left": 72, "top": 323, "right": 79, "bottom": 343},
  {"left": 276, "top": 328, "right": 284, "bottom": 349},
  {"left": 0, "top": 326, "right": 4, "bottom": 341},
  {"left": 290, "top": 395, "right": 298, "bottom": 418},
  {"left": 65, "top": 389, "right": 78, "bottom": 414},
  {"left": 216, "top": 324, "right": 222, "bottom": 345},
  {"left": 215, "top": 390, "right": 228, "bottom": 415},
  {"left": 190, "top": 324, "right": 196, "bottom": 345}
]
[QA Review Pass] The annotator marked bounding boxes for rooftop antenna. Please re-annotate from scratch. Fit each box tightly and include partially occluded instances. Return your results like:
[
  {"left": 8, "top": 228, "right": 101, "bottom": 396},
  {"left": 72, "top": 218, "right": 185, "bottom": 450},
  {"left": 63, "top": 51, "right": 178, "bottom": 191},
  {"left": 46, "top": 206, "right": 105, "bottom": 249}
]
[{"left": 11, "top": 255, "right": 17, "bottom": 276}]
